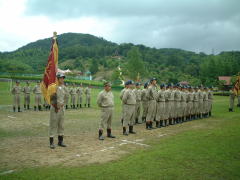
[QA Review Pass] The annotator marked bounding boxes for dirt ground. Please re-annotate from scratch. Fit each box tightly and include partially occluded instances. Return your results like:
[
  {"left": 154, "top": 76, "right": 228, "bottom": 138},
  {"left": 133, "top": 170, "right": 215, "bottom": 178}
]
[{"left": 0, "top": 108, "right": 213, "bottom": 174}]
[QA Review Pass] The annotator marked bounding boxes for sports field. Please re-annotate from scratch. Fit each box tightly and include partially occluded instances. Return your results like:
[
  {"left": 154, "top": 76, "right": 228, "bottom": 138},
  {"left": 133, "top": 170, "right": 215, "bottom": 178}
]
[{"left": 0, "top": 81, "right": 240, "bottom": 180}]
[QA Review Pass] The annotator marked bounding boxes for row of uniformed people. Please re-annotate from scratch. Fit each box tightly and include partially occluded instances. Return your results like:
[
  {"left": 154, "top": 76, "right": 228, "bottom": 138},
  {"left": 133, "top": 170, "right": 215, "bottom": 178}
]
[
  {"left": 119, "top": 78, "right": 213, "bottom": 135},
  {"left": 64, "top": 83, "right": 91, "bottom": 109},
  {"left": 11, "top": 81, "right": 91, "bottom": 112}
]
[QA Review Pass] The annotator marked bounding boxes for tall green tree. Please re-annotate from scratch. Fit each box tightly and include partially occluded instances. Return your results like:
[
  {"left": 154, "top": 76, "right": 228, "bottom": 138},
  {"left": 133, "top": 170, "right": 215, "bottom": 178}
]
[{"left": 126, "top": 47, "right": 146, "bottom": 80}]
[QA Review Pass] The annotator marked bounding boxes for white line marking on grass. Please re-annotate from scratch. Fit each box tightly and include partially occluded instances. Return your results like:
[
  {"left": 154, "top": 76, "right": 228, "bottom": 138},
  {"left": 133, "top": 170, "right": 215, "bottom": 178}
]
[
  {"left": 0, "top": 170, "right": 15, "bottom": 175},
  {"left": 158, "top": 134, "right": 167, "bottom": 137},
  {"left": 7, "top": 116, "right": 16, "bottom": 119},
  {"left": 121, "top": 140, "right": 150, "bottom": 147}
]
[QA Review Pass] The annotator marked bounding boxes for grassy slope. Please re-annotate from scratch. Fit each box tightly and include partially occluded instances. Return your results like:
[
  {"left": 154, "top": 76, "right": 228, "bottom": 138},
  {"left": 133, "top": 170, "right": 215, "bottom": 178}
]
[{"left": 0, "top": 82, "right": 240, "bottom": 180}]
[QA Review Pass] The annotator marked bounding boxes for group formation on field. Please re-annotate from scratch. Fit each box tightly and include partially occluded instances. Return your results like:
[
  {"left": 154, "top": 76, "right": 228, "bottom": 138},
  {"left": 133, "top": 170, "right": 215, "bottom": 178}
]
[
  {"left": 97, "top": 78, "right": 214, "bottom": 140},
  {"left": 11, "top": 80, "right": 92, "bottom": 112}
]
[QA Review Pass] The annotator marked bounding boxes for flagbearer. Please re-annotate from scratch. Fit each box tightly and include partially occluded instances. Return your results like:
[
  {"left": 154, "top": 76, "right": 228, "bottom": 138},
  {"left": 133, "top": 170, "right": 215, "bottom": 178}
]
[
  {"left": 11, "top": 80, "right": 22, "bottom": 112},
  {"left": 49, "top": 72, "right": 67, "bottom": 149},
  {"left": 97, "top": 82, "right": 115, "bottom": 140}
]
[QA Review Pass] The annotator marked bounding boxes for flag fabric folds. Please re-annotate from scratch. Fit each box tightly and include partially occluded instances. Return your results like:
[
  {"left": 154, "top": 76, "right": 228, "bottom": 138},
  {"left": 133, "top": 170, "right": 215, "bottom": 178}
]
[{"left": 41, "top": 35, "right": 58, "bottom": 104}]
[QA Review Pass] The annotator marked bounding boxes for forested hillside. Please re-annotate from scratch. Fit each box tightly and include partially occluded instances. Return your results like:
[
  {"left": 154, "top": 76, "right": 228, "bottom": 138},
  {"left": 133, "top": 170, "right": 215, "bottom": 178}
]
[{"left": 0, "top": 32, "right": 239, "bottom": 86}]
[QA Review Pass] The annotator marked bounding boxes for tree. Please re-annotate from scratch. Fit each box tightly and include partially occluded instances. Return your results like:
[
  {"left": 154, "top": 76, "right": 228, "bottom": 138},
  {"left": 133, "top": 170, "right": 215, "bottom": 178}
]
[{"left": 126, "top": 47, "right": 146, "bottom": 80}]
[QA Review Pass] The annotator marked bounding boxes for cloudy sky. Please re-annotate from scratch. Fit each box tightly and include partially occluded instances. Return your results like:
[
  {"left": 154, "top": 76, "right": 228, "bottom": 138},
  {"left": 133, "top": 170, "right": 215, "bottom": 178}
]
[{"left": 0, "top": 0, "right": 239, "bottom": 54}]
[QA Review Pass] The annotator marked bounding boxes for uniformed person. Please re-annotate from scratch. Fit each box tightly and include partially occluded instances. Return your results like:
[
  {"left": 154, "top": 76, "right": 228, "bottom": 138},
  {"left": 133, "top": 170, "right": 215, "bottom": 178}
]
[
  {"left": 69, "top": 83, "right": 77, "bottom": 109},
  {"left": 186, "top": 86, "right": 194, "bottom": 120},
  {"left": 193, "top": 87, "right": 199, "bottom": 120},
  {"left": 208, "top": 87, "right": 214, "bottom": 116},
  {"left": 155, "top": 84, "right": 166, "bottom": 128},
  {"left": 164, "top": 84, "right": 171, "bottom": 126},
  {"left": 97, "top": 82, "right": 115, "bottom": 140},
  {"left": 141, "top": 82, "right": 149, "bottom": 123},
  {"left": 174, "top": 84, "right": 182, "bottom": 123},
  {"left": 122, "top": 80, "right": 136, "bottom": 135},
  {"left": 133, "top": 82, "right": 142, "bottom": 124},
  {"left": 168, "top": 84, "right": 175, "bottom": 125},
  {"left": 11, "top": 80, "right": 22, "bottom": 112},
  {"left": 22, "top": 81, "right": 31, "bottom": 110},
  {"left": 180, "top": 86, "right": 187, "bottom": 122},
  {"left": 85, "top": 85, "right": 91, "bottom": 107},
  {"left": 203, "top": 87, "right": 209, "bottom": 118},
  {"left": 229, "top": 87, "right": 235, "bottom": 112},
  {"left": 49, "top": 72, "right": 67, "bottom": 149},
  {"left": 120, "top": 83, "right": 128, "bottom": 125},
  {"left": 77, "top": 84, "right": 84, "bottom": 108},
  {"left": 33, "top": 81, "right": 42, "bottom": 111},
  {"left": 198, "top": 86, "right": 204, "bottom": 118},
  {"left": 146, "top": 78, "right": 158, "bottom": 129}
]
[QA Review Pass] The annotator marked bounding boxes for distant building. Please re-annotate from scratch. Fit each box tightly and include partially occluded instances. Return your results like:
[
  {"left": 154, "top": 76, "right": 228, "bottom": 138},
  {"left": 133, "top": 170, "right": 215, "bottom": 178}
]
[{"left": 218, "top": 76, "right": 231, "bottom": 85}]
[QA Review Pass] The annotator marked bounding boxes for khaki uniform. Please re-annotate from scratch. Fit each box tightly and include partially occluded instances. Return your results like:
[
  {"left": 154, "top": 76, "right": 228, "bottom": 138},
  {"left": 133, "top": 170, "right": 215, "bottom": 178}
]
[
  {"left": 208, "top": 90, "right": 213, "bottom": 113},
  {"left": 141, "top": 88, "right": 149, "bottom": 119},
  {"left": 97, "top": 90, "right": 114, "bottom": 129},
  {"left": 168, "top": 89, "right": 175, "bottom": 118},
  {"left": 49, "top": 85, "right": 67, "bottom": 137},
  {"left": 186, "top": 92, "right": 194, "bottom": 116},
  {"left": 203, "top": 91, "right": 209, "bottom": 113},
  {"left": 174, "top": 89, "right": 181, "bottom": 118},
  {"left": 64, "top": 86, "right": 70, "bottom": 108},
  {"left": 146, "top": 85, "right": 158, "bottom": 122},
  {"left": 85, "top": 87, "right": 91, "bottom": 106},
  {"left": 156, "top": 89, "right": 165, "bottom": 121},
  {"left": 33, "top": 85, "right": 42, "bottom": 106},
  {"left": 11, "top": 85, "right": 21, "bottom": 108},
  {"left": 198, "top": 90, "right": 204, "bottom": 114},
  {"left": 77, "top": 87, "right": 84, "bottom": 106},
  {"left": 193, "top": 91, "right": 199, "bottom": 115},
  {"left": 122, "top": 89, "right": 136, "bottom": 127},
  {"left": 133, "top": 88, "right": 142, "bottom": 121},
  {"left": 22, "top": 85, "right": 31, "bottom": 107},
  {"left": 180, "top": 91, "right": 187, "bottom": 118},
  {"left": 69, "top": 87, "right": 77, "bottom": 107},
  {"left": 229, "top": 90, "right": 235, "bottom": 110},
  {"left": 164, "top": 89, "right": 171, "bottom": 120},
  {"left": 120, "top": 88, "right": 127, "bottom": 121}
]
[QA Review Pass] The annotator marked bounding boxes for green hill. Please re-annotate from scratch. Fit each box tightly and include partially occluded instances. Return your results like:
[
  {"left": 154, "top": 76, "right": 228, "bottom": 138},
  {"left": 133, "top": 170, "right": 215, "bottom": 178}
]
[{"left": 0, "top": 32, "right": 239, "bottom": 86}]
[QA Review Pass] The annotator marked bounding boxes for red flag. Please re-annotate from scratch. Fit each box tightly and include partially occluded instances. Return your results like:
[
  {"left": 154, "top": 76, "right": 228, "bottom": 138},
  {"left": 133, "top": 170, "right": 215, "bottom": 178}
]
[{"left": 41, "top": 33, "right": 58, "bottom": 104}]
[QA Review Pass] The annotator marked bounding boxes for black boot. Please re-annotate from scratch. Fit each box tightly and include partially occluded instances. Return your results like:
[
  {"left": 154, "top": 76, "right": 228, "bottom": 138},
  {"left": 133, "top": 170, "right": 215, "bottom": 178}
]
[
  {"left": 27, "top": 105, "right": 30, "bottom": 110},
  {"left": 58, "top": 136, "right": 67, "bottom": 147},
  {"left": 73, "top": 105, "right": 76, "bottom": 109},
  {"left": 99, "top": 129, "right": 104, "bottom": 140},
  {"left": 13, "top": 106, "right": 16, "bottom": 112},
  {"left": 85, "top": 104, "right": 86, "bottom": 107},
  {"left": 156, "top": 121, "right": 159, "bottom": 128},
  {"left": 88, "top": 104, "right": 90, "bottom": 108},
  {"left": 18, "top": 107, "right": 21, "bottom": 112},
  {"left": 77, "top": 104, "right": 79, "bottom": 108},
  {"left": 71, "top": 105, "right": 73, "bottom": 109},
  {"left": 129, "top": 126, "right": 136, "bottom": 134},
  {"left": 209, "top": 111, "right": 211, "bottom": 116},
  {"left": 65, "top": 105, "right": 68, "bottom": 109},
  {"left": 49, "top": 137, "right": 55, "bottom": 149},
  {"left": 160, "top": 120, "right": 163, "bottom": 127},
  {"left": 107, "top": 129, "right": 116, "bottom": 138},
  {"left": 163, "top": 120, "right": 167, "bottom": 127},
  {"left": 34, "top": 106, "right": 37, "bottom": 111},
  {"left": 24, "top": 104, "right": 26, "bottom": 109},
  {"left": 229, "top": 108, "right": 233, "bottom": 112},
  {"left": 38, "top": 105, "right": 42, "bottom": 111},
  {"left": 123, "top": 127, "right": 128, "bottom": 135},
  {"left": 80, "top": 104, "right": 82, "bottom": 108},
  {"left": 146, "top": 122, "right": 151, "bottom": 130},
  {"left": 169, "top": 119, "right": 173, "bottom": 125}
]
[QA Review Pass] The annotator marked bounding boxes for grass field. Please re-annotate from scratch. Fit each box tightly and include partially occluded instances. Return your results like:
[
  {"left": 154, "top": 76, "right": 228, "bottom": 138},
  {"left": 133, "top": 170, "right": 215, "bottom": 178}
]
[{"left": 0, "top": 81, "right": 240, "bottom": 180}]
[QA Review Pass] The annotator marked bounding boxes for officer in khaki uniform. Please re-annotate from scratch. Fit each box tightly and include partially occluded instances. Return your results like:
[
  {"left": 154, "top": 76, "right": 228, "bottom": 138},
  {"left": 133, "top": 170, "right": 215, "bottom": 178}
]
[
  {"left": 133, "top": 82, "right": 142, "bottom": 124},
  {"left": 146, "top": 78, "right": 158, "bottom": 129},
  {"left": 208, "top": 87, "right": 213, "bottom": 116},
  {"left": 85, "top": 86, "right": 91, "bottom": 107},
  {"left": 97, "top": 82, "right": 115, "bottom": 140},
  {"left": 203, "top": 87, "right": 209, "bottom": 118},
  {"left": 174, "top": 84, "right": 182, "bottom": 123},
  {"left": 122, "top": 80, "right": 136, "bottom": 135},
  {"left": 192, "top": 87, "right": 199, "bottom": 120},
  {"left": 229, "top": 87, "right": 235, "bottom": 112},
  {"left": 120, "top": 83, "right": 128, "bottom": 125},
  {"left": 180, "top": 86, "right": 187, "bottom": 122},
  {"left": 198, "top": 86, "right": 204, "bottom": 118},
  {"left": 77, "top": 84, "right": 84, "bottom": 108},
  {"left": 49, "top": 72, "right": 67, "bottom": 149},
  {"left": 168, "top": 84, "right": 175, "bottom": 125},
  {"left": 155, "top": 84, "right": 166, "bottom": 128},
  {"left": 186, "top": 86, "right": 194, "bottom": 120},
  {"left": 33, "top": 81, "right": 42, "bottom": 111},
  {"left": 69, "top": 83, "right": 77, "bottom": 109},
  {"left": 164, "top": 84, "right": 171, "bottom": 126},
  {"left": 22, "top": 81, "right": 31, "bottom": 110},
  {"left": 141, "top": 82, "right": 149, "bottom": 123},
  {"left": 11, "top": 80, "right": 22, "bottom": 112}
]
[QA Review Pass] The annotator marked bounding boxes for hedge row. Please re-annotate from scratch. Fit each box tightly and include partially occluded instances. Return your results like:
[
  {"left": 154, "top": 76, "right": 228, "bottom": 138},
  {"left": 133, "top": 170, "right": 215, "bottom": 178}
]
[{"left": 0, "top": 75, "right": 123, "bottom": 89}]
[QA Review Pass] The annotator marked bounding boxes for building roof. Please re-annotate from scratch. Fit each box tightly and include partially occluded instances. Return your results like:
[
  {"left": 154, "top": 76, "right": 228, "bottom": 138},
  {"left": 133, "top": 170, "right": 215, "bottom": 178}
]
[{"left": 218, "top": 76, "right": 231, "bottom": 85}]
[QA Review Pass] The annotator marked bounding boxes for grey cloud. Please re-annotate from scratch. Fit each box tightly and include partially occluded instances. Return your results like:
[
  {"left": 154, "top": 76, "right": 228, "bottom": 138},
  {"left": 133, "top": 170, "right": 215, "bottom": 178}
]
[{"left": 24, "top": 0, "right": 240, "bottom": 53}]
